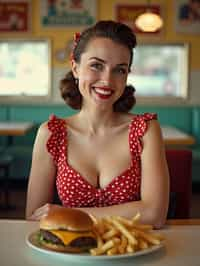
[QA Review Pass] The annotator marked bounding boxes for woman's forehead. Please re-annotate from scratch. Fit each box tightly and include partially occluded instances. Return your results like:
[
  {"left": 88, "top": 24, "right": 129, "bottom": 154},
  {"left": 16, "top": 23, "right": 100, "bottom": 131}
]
[{"left": 82, "top": 37, "right": 130, "bottom": 63}]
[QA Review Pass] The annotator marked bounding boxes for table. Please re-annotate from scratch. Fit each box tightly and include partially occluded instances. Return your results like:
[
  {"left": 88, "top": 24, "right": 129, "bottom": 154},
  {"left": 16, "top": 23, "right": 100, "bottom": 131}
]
[
  {"left": 0, "top": 121, "right": 34, "bottom": 208},
  {"left": 0, "top": 123, "right": 195, "bottom": 146},
  {"left": 0, "top": 121, "right": 34, "bottom": 145},
  {"left": 161, "top": 126, "right": 195, "bottom": 146},
  {"left": 0, "top": 219, "right": 199, "bottom": 266}
]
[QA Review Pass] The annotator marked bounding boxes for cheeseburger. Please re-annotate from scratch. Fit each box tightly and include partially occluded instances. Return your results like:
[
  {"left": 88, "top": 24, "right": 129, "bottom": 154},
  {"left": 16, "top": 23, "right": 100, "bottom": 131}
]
[{"left": 38, "top": 208, "right": 97, "bottom": 253}]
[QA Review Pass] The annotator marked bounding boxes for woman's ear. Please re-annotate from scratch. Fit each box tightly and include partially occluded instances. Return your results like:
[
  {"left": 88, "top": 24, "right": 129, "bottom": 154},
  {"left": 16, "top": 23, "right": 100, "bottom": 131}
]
[{"left": 71, "top": 60, "right": 79, "bottom": 79}]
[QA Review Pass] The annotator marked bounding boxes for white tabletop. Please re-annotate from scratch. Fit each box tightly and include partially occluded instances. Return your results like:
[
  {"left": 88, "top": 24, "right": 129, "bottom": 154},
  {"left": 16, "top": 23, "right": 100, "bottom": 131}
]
[
  {"left": 0, "top": 219, "right": 199, "bottom": 266},
  {"left": 161, "top": 126, "right": 195, "bottom": 145},
  {"left": 0, "top": 122, "right": 34, "bottom": 136}
]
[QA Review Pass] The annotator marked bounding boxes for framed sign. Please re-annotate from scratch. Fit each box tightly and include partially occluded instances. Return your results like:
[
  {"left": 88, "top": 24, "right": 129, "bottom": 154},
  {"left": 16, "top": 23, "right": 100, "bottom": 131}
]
[
  {"left": 115, "top": 4, "right": 163, "bottom": 34},
  {"left": 40, "top": 0, "right": 96, "bottom": 28},
  {"left": 0, "top": 0, "right": 31, "bottom": 33},
  {"left": 175, "top": 0, "right": 200, "bottom": 33}
]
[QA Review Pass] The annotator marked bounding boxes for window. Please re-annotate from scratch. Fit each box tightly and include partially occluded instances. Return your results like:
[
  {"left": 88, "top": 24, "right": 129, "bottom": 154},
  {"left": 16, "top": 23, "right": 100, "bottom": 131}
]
[
  {"left": 128, "top": 43, "right": 189, "bottom": 103},
  {"left": 0, "top": 39, "right": 51, "bottom": 102}
]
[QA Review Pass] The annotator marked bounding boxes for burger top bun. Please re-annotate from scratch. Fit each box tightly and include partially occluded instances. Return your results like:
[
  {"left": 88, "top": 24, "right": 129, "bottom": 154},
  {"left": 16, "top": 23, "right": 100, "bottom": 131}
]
[{"left": 40, "top": 207, "right": 93, "bottom": 232}]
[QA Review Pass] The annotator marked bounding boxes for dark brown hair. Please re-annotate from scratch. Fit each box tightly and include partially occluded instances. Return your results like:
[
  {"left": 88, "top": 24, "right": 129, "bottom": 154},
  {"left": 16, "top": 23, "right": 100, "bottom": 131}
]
[{"left": 60, "top": 20, "right": 137, "bottom": 112}]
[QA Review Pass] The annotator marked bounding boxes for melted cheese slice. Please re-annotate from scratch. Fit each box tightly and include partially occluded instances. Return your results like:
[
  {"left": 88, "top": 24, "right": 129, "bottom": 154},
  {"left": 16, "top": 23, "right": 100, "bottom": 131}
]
[{"left": 49, "top": 230, "right": 95, "bottom": 245}]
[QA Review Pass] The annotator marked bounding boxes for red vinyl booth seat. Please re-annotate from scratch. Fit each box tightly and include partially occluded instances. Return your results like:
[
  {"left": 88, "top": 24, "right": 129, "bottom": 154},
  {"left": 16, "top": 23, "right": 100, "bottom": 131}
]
[{"left": 166, "top": 149, "right": 192, "bottom": 219}]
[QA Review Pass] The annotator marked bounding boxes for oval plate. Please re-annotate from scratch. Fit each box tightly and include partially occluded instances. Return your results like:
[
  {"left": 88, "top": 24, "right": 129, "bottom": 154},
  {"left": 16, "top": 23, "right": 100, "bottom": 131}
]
[{"left": 26, "top": 230, "right": 164, "bottom": 261}]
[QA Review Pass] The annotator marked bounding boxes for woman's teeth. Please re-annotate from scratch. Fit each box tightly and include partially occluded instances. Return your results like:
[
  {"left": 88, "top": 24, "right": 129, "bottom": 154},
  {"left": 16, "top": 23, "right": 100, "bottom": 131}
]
[{"left": 94, "top": 88, "right": 112, "bottom": 95}]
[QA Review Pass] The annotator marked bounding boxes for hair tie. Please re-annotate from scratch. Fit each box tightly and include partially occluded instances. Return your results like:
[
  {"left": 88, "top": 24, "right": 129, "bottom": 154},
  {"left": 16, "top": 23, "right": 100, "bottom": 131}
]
[{"left": 70, "top": 32, "right": 81, "bottom": 61}]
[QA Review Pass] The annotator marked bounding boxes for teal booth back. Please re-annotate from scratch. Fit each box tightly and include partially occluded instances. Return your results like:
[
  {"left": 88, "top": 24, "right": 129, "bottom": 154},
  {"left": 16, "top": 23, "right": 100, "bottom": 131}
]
[{"left": 0, "top": 104, "right": 200, "bottom": 183}]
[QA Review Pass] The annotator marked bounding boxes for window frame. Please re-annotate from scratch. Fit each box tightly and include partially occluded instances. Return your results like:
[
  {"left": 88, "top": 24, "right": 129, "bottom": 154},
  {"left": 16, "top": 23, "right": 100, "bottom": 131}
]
[
  {"left": 0, "top": 38, "right": 52, "bottom": 104},
  {"left": 128, "top": 42, "right": 190, "bottom": 105}
]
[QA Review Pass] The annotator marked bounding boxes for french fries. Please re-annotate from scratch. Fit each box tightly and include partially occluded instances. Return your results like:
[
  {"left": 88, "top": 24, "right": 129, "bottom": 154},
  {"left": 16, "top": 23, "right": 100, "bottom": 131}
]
[{"left": 90, "top": 213, "right": 164, "bottom": 256}]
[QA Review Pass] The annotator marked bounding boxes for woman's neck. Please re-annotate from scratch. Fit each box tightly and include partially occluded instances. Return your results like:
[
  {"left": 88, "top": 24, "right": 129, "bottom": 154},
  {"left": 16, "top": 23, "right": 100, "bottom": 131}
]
[{"left": 77, "top": 106, "right": 118, "bottom": 135}]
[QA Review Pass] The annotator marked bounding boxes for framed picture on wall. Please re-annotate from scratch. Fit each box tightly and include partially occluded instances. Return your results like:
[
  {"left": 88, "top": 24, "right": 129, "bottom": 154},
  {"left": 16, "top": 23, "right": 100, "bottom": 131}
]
[
  {"left": 40, "top": 0, "right": 97, "bottom": 28},
  {"left": 115, "top": 4, "right": 163, "bottom": 35},
  {"left": 0, "top": 0, "right": 31, "bottom": 33},
  {"left": 175, "top": 0, "right": 200, "bottom": 33}
]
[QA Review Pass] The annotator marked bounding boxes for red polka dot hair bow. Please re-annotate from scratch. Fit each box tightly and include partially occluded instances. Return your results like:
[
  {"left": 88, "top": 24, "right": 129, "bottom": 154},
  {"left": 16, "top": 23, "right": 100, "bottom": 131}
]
[{"left": 70, "top": 32, "right": 81, "bottom": 61}]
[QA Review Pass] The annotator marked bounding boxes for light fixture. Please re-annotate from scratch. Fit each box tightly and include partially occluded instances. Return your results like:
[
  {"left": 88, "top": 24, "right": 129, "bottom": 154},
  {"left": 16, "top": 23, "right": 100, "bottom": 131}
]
[{"left": 135, "top": 1, "right": 163, "bottom": 32}]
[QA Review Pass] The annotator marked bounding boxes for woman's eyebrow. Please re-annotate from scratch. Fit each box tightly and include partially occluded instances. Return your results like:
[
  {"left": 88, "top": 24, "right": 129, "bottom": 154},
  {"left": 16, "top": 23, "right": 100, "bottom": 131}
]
[
  {"left": 89, "top": 57, "right": 128, "bottom": 67},
  {"left": 89, "top": 57, "right": 105, "bottom": 63}
]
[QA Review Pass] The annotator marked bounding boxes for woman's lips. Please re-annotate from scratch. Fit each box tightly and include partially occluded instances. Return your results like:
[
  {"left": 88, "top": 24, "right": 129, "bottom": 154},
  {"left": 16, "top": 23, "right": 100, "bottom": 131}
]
[{"left": 93, "top": 87, "right": 113, "bottom": 99}]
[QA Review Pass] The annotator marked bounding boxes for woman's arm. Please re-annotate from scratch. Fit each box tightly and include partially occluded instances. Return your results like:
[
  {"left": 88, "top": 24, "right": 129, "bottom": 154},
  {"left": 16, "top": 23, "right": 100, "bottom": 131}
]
[
  {"left": 76, "top": 119, "right": 169, "bottom": 228},
  {"left": 25, "top": 122, "right": 57, "bottom": 220}
]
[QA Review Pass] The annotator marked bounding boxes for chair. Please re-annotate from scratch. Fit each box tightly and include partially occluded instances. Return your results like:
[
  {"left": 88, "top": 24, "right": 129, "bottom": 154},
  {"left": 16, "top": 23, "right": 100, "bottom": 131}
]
[
  {"left": 0, "top": 153, "right": 14, "bottom": 209},
  {"left": 166, "top": 149, "right": 192, "bottom": 219}
]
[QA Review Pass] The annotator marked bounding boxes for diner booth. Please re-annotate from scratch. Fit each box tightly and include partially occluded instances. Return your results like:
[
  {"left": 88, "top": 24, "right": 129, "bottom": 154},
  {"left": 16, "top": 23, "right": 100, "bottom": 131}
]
[{"left": 0, "top": 1, "right": 200, "bottom": 265}]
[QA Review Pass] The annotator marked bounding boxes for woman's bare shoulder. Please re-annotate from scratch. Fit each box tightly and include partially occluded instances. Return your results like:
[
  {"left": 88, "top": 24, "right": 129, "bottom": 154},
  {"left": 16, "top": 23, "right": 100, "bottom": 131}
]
[
  {"left": 143, "top": 119, "right": 162, "bottom": 143},
  {"left": 35, "top": 121, "right": 51, "bottom": 141},
  {"left": 147, "top": 118, "right": 161, "bottom": 132}
]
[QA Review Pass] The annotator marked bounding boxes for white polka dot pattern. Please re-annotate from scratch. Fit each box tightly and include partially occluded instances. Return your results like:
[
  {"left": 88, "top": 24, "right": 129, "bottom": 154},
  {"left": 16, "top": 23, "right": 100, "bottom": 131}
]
[{"left": 46, "top": 113, "right": 157, "bottom": 208}]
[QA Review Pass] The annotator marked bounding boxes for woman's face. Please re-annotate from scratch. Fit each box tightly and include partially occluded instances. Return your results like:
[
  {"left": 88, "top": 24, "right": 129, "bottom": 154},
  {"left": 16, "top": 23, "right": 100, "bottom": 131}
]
[{"left": 71, "top": 37, "right": 130, "bottom": 110}]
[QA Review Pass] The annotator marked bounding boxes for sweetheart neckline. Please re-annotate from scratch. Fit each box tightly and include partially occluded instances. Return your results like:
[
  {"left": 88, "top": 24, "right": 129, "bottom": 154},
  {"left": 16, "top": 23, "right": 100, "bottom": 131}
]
[
  {"left": 62, "top": 116, "right": 136, "bottom": 190},
  {"left": 64, "top": 160, "right": 133, "bottom": 190}
]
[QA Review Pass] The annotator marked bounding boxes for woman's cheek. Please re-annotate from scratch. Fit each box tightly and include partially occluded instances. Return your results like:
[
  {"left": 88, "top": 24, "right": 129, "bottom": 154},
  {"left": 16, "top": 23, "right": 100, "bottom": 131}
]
[{"left": 80, "top": 70, "right": 99, "bottom": 84}]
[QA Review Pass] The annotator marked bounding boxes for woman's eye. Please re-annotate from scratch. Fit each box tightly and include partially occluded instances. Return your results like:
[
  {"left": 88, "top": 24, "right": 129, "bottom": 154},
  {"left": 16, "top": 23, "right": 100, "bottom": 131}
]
[
  {"left": 114, "top": 68, "right": 127, "bottom": 74},
  {"left": 91, "top": 63, "right": 103, "bottom": 70}
]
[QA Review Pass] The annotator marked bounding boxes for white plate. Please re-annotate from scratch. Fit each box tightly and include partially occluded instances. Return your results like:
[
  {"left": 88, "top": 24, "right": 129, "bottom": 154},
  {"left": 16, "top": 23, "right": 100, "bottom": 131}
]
[{"left": 26, "top": 230, "right": 164, "bottom": 261}]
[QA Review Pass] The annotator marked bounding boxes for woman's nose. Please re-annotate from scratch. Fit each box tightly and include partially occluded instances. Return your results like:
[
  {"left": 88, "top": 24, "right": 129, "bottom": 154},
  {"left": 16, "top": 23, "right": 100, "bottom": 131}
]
[{"left": 101, "top": 69, "right": 113, "bottom": 85}]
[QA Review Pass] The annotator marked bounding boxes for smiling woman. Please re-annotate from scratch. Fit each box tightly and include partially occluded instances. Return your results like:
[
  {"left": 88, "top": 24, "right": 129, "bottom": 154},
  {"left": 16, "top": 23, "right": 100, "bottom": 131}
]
[
  {"left": 26, "top": 20, "right": 169, "bottom": 229},
  {"left": 71, "top": 37, "right": 132, "bottom": 111}
]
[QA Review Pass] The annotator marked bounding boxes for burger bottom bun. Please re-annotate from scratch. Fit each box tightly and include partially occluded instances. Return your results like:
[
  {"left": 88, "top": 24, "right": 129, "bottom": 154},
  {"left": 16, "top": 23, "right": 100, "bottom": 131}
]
[{"left": 40, "top": 240, "right": 82, "bottom": 253}]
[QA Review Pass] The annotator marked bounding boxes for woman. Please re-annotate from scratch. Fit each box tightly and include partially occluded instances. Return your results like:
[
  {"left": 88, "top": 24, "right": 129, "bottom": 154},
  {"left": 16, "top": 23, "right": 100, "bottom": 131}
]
[{"left": 26, "top": 20, "right": 169, "bottom": 228}]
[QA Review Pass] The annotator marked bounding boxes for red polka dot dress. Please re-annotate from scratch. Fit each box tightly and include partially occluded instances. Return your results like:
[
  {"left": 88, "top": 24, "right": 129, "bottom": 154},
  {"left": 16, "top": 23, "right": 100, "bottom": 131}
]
[{"left": 46, "top": 113, "right": 157, "bottom": 208}]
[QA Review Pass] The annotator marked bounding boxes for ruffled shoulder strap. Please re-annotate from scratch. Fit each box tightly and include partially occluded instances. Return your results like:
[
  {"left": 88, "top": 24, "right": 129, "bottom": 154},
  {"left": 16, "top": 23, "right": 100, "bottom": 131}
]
[
  {"left": 129, "top": 113, "right": 157, "bottom": 156},
  {"left": 46, "top": 114, "right": 66, "bottom": 164}
]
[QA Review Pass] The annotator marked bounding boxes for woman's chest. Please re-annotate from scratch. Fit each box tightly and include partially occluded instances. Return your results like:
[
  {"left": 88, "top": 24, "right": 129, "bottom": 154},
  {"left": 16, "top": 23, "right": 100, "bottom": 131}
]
[
  {"left": 66, "top": 127, "right": 133, "bottom": 188},
  {"left": 56, "top": 159, "right": 141, "bottom": 207}
]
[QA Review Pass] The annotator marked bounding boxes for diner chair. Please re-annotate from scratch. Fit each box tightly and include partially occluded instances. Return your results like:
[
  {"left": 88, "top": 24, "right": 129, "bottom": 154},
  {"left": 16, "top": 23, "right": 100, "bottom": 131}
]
[
  {"left": 166, "top": 149, "right": 192, "bottom": 219},
  {"left": 0, "top": 153, "right": 14, "bottom": 209}
]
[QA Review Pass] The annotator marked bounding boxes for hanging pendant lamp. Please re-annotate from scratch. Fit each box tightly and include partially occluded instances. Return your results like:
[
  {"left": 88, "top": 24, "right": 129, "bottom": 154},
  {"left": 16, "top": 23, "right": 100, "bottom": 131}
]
[{"left": 135, "top": 1, "right": 163, "bottom": 32}]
